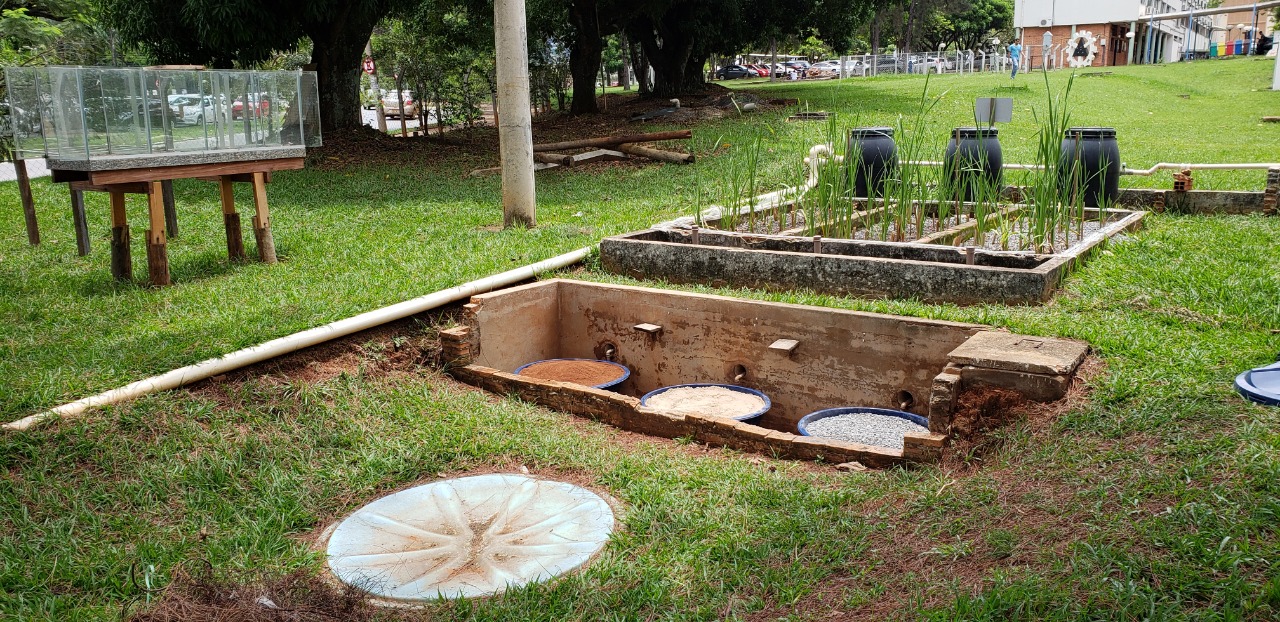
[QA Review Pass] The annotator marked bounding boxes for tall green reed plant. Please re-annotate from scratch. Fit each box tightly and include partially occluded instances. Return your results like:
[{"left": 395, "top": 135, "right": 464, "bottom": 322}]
[{"left": 1027, "top": 71, "right": 1077, "bottom": 253}]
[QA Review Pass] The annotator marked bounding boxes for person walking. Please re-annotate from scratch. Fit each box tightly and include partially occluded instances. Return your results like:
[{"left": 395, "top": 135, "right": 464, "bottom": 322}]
[{"left": 1009, "top": 42, "right": 1022, "bottom": 78}]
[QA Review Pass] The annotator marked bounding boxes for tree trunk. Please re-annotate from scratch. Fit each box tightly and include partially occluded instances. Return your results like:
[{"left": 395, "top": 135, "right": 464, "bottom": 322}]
[
  {"left": 620, "top": 32, "right": 632, "bottom": 90},
  {"left": 628, "top": 36, "right": 650, "bottom": 94},
  {"left": 568, "top": 0, "right": 603, "bottom": 114},
  {"left": 902, "top": 0, "right": 918, "bottom": 56},
  {"left": 871, "top": 15, "right": 881, "bottom": 54},
  {"left": 682, "top": 52, "right": 707, "bottom": 92},
  {"left": 635, "top": 16, "right": 696, "bottom": 98},
  {"left": 304, "top": 14, "right": 381, "bottom": 133}
]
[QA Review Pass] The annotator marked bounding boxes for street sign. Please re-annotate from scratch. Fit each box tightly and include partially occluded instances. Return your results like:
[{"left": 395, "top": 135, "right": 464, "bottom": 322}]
[{"left": 363, "top": 57, "right": 376, "bottom": 75}]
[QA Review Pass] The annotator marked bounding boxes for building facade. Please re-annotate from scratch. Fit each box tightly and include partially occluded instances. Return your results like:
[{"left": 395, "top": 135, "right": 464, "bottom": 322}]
[
  {"left": 1212, "top": 0, "right": 1276, "bottom": 50},
  {"left": 1013, "top": 0, "right": 1218, "bottom": 67}
]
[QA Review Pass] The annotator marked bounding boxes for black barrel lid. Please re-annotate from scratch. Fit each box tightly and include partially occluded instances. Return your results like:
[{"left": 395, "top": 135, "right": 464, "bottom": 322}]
[
  {"left": 1235, "top": 361, "right": 1280, "bottom": 406},
  {"left": 953, "top": 126, "right": 999, "bottom": 138},
  {"left": 849, "top": 126, "right": 895, "bottom": 138},
  {"left": 1064, "top": 127, "right": 1117, "bottom": 139}
]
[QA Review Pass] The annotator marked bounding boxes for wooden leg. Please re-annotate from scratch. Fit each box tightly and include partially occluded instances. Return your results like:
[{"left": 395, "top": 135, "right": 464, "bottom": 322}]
[
  {"left": 161, "top": 179, "right": 179, "bottom": 238},
  {"left": 109, "top": 192, "right": 132, "bottom": 282},
  {"left": 219, "top": 177, "right": 246, "bottom": 261},
  {"left": 250, "top": 171, "right": 277, "bottom": 264},
  {"left": 70, "top": 188, "right": 91, "bottom": 256},
  {"left": 15, "top": 159, "right": 39, "bottom": 245},
  {"left": 146, "top": 181, "right": 170, "bottom": 286}
]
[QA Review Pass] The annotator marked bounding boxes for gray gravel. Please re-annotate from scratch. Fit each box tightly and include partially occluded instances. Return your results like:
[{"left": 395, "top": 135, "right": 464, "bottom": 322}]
[{"left": 803, "top": 412, "right": 928, "bottom": 450}]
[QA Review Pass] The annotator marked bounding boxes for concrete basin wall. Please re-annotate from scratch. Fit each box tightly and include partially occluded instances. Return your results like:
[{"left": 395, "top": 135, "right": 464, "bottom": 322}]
[
  {"left": 600, "top": 210, "right": 1145, "bottom": 305},
  {"left": 460, "top": 279, "right": 982, "bottom": 431}
]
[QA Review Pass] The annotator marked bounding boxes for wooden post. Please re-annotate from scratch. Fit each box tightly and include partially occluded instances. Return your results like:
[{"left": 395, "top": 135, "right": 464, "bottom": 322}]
[
  {"left": 70, "top": 188, "right": 90, "bottom": 256},
  {"left": 250, "top": 172, "right": 277, "bottom": 263},
  {"left": 15, "top": 159, "right": 39, "bottom": 245},
  {"left": 146, "top": 181, "right": 171, "bottom": 286},
  {"left": 161, "top": 179, "right": 179, "bottom": 238},
  {"left": 109, "top": 191, "right": 132, "bottom": 282},
  {"left": 219, "top": 177, "right": 247, "bottom": 261}
]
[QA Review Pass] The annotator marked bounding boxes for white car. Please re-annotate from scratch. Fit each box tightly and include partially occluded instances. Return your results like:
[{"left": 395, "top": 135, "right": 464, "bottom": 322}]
[
  {"left": 381, "top": 91, "right": 418, "bottom": 120},
  {"left": 170, "top": 95, "right": 221, "bottom": 125}
]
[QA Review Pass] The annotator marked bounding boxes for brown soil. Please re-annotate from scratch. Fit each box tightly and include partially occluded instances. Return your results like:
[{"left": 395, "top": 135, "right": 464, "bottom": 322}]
[
  {"left": 517, "top": 359, "right": 626, "bottom": 387},
  {"left": 127, "top": 567, "right": 374, "bottom": 622},
  {"left": 308, "top": 84, "right": 790, "bottom": 174}
]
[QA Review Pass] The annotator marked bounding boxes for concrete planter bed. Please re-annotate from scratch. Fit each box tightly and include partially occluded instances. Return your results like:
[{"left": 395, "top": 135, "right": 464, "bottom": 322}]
[
  {"left": 440, "top": 279, "right": 1089, "bottom": 467},
  {"left": 601, "top": 207, "right": 1145, "bottom": 305}
]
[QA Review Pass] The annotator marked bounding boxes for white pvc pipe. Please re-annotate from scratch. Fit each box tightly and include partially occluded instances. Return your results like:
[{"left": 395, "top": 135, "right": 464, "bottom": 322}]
[
  {"left": 4, "top": 246, "right": 593, "bottom": 432},
  {"left": 1122, "top": 162, "right": 1280, "bottom": 176},
  {"left": 808, "top": 151, "right": 1277, "bottom": 176}
]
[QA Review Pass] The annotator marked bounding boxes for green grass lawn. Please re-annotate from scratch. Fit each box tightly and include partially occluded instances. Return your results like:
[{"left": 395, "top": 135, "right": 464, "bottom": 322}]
[{"left": 2, "top": 58, "right": 1279, "bottom": 620}]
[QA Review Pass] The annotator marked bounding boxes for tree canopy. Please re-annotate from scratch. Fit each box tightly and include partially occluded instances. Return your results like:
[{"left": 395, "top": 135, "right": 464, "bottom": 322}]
[{"left": 102, "top": 0, "right": 413, "bottom": 131}]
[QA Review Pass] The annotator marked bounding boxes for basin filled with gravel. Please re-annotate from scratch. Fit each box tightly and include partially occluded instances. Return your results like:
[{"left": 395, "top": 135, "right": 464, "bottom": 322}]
[{"left": 797, "top": 407, "right": 929, "bottom": 450}]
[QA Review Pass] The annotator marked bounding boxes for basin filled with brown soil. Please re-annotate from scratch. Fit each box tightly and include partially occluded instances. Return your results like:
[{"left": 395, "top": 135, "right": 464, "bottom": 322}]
[{"left": 515, "top": 358, "right": 630, "bottom": 389}]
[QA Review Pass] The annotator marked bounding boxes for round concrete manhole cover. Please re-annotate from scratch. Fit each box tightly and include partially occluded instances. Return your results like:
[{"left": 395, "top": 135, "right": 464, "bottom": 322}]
[{"left": 325, "top": 474, "right": 614, "bottom": 602}]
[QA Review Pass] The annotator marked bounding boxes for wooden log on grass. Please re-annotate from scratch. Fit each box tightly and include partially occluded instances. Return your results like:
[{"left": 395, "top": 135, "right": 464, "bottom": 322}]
[
  {"left": 533, "top": 130, "right": 691, "bottom": 152},
  {"left": 533, "top": 152, "right": 575, "bottom": 167},
  {"left": 616, "top": 143, "right": 694, "bottom": 164}
]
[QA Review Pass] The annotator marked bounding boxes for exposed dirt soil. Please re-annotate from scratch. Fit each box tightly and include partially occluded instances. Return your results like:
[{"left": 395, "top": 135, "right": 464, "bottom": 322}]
[
  {"left": 127, "top": 568, "right": 375, "bottom": 622},
  {"left": 308, "top": 85, "right": 794, "bottom": 173}
]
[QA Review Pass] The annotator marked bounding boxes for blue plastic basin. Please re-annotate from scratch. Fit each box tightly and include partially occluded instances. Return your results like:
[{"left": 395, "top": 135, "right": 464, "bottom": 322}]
[
  {"left": 797, "top": 407, "right": 928, "bottom": 436},
  {"left": 514, "top": 358, "right": 630, "bottom": 390},
  {"left": 639, "top": 383, "right": 771, "bottom": 423},
  {"left": 1235, "top": 361, "right": 1280, "bottom": 406}
]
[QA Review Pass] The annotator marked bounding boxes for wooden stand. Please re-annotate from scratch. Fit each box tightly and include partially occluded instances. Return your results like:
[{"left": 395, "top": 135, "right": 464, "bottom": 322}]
[
  {"left": 161, "top": 179, "right": 179, "bottom": 238},
  {"left": 219, "top": 178, "right": 246, "bottom": 261},
  {"left": 49, "top": 156, "right": 300, "bottom": 286},
  {"left": 250, "top": 172, "right": 277, "bottom": 263},
  {"left": 16, "top": 159, "right": 39, "bottom": 246},
  {"left": 146, "top": 181, "right": 170, "bottom": 286},
  {"left": 70, "top": 188, "right": 90, "bottom": 256},
  {"left": 109, "top": 192, "right": 131, "bottom": 282}
]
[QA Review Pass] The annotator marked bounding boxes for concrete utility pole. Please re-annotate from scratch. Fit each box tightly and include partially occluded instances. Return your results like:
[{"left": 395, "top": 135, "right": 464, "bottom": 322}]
[
  {"left": 1274, "top": 49, "right": 1280, "bottom": 90},
  {"left": 494, "top": 0, "right": 536, "bottom": 228},
  {"left": 364, "top": 42, "right": 387, "bottom": 133}
]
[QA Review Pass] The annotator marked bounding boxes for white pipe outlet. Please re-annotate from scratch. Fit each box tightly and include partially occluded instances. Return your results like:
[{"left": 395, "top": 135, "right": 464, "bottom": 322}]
[{"left": 4, "top": 246, "right": 593, "bottom": 432}]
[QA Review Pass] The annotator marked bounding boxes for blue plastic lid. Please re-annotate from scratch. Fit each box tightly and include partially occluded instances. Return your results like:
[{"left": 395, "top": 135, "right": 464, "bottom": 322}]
[{"left": 1235, "top": 361, "right": 1280, "bottom": 406}]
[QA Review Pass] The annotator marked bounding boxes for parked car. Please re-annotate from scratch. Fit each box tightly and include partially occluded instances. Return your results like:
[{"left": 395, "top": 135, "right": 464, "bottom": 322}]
[
  {"left": 172, "top": 95, "right": 221, "bottom": 125},
  {"left": 748, "top": 64, "right": 770, "bottom": 77},
  {"left": 232, "top": 93, "right": 270, "bottom": 119},
  {"left": 382, "top": 90, "right": 418, "bottom": 119},
  {"left": 715, "top": 65, "right": 754, "bottom": 79}
]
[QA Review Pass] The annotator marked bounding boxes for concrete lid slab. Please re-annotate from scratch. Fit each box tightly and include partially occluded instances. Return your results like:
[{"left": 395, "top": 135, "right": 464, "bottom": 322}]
[
  {"left": 325, "top": 474, "right": 614, "bottom": 602},
  {"left": 947, "top": 331, "right": 1088, "bottom": 375}
]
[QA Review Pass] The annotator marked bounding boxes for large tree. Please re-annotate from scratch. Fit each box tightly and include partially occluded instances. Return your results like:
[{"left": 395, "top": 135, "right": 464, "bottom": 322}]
[{"left": 102, "top": 0, "right": 412, "bottom": 131}]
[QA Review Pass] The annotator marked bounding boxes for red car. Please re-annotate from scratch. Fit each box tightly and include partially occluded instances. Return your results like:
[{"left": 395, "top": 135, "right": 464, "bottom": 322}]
[
  {"left": 232, "top": 94, "right": 270, "bottom": 119},
  {"left": 747, "top": 64, "right": 770, "bottom": 77}
]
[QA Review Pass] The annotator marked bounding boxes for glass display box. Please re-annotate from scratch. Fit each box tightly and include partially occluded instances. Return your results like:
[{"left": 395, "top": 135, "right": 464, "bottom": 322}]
[{"left": 5, "top": 66, "right": 321, "bottom": 166}]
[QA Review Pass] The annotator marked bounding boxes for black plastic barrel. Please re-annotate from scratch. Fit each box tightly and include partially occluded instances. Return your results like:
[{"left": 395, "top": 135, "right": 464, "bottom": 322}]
[
  {"left": 942, "top": 127, "right": 1003, "bottom": 202},
  {"left": 846, "top": 127, "right": 898, "bottom": 198},
  {"left": 1059, "top": 127, "right": 1120, "bottom": 207}
]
